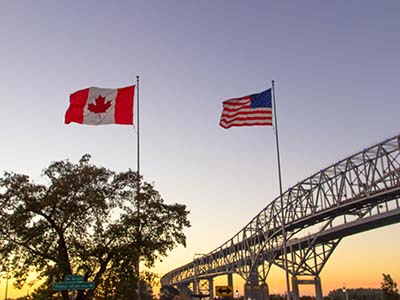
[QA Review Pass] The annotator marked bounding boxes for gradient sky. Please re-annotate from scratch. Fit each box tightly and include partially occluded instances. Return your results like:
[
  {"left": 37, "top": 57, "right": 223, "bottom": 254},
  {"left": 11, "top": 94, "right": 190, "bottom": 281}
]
[{"left": 1, "top": 0, "right": 400, "bottom": 298}]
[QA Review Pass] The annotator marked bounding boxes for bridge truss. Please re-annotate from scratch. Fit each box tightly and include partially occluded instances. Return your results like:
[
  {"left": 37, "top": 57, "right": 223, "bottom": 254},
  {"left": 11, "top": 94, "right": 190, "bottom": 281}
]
[{"left": 161, "top": 134, "right": 400, "bottom": 299}]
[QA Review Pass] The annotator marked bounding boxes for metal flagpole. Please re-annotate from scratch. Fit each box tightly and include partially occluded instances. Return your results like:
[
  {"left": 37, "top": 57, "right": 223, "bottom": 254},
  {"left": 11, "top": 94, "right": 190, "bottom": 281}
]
[
  {"left": 136, "top": 75, "right": 141, "bottom": 300},
  {"left": 136, "top": 75, "right": 140, "bottom": 188},
  {"left": 272, "top": 80, "right": 291, "bottom": 300}
]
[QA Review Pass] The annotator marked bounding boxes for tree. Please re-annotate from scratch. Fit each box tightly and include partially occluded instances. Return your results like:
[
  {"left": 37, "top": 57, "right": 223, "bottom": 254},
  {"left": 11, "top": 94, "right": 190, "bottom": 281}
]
[
  {"left": 328, "top": 288, "right": 383, "bottom": 300},
  {"left": 0, "top": 155, "right": 190, "bottom": 300},
  {"left": 381, "top": 274, "right": 399, "bottom": 300}
]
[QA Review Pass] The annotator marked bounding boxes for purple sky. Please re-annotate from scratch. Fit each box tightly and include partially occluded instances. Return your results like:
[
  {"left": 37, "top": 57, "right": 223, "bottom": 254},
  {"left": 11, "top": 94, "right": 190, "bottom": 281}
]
[{"left": 1, "top": 0, "right": 400, "bottom": 296}]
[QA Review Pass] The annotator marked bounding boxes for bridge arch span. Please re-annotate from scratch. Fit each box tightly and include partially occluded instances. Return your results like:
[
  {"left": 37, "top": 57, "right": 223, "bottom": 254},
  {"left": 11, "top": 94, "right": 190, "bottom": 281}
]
[{"left": 161, "top": 134, "right": 400, "bottom": 300}]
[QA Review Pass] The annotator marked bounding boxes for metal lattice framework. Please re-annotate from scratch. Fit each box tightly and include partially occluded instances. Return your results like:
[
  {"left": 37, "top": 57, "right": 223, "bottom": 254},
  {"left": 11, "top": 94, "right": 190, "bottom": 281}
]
[{"left": 161, "top": 134, "right": 400, "bottom": 288}]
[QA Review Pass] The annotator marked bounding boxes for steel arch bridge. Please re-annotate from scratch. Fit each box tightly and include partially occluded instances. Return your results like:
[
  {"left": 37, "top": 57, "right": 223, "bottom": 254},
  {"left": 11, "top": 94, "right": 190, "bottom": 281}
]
[{"left": 161, "top": 134, "right": 400, "bottom": 300}]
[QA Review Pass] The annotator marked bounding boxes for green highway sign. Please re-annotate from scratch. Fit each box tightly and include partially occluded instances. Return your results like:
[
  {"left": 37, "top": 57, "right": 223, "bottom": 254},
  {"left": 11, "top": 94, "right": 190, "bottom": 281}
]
[
  {"left": 65, "top": 275, "right": 84, "bottom": 282},
  {"left": 53, "top": 283, "right": 69, "bottom": 291},
  {"left": 53, "top": 274, "right": 95, "bottom": 291},
  {"left": 53, "top": 281, "right": 95, "bottom": 291}
]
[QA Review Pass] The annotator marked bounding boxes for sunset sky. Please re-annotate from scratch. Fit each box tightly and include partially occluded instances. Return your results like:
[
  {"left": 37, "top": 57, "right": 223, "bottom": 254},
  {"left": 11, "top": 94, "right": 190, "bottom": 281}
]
[{"left": 1, "top": 0, "right": 400, "bottom": 298}]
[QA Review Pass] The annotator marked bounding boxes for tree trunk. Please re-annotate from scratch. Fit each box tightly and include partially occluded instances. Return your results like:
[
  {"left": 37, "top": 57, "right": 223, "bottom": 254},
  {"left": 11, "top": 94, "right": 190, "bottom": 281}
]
[
  {"left": 62, "top": 290, "right": 69, "bottom": 300},
  {"left": 76, "top": 290, "right": 85, "bottom": 300}
]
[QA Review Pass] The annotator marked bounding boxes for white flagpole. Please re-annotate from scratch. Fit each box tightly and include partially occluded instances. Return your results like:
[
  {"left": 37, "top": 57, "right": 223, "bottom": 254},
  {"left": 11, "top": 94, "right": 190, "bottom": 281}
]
[
  {"left": 136, "top": 75, "right": 141, "bottom": 300},
  {"left": 136, "top": 75, "right": 140, "bottom": 187},
  {"left": 272, "top": 80, "right": 291, "bottom": 300}
]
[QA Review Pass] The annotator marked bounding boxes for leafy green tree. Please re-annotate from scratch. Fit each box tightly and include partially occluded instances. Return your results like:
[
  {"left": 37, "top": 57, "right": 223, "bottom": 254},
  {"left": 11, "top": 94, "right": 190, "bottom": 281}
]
[
  {"left": 0, "top": 155, "right": 190, "bottom": 300},
  {"left": 381, "top": 274, "right": 399, "bottom": 300}
]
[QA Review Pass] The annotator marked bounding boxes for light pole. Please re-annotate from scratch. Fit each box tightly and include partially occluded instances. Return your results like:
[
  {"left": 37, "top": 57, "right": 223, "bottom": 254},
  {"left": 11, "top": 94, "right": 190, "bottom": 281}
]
[
  {"left": 1, "top": 265, "right": 9, "bottom": 300},
  {"left": 342, "top": 287, "right": 349, "bottom": 300}
]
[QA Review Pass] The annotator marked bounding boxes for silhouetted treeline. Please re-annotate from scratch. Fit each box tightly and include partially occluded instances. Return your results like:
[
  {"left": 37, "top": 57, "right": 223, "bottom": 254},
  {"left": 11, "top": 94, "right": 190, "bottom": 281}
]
[
  {"left": 269, "top": 288, "right": 383, "bottom": 300},
  {"left": 328, "top": 288, "right": 383, "bottom": 300}
]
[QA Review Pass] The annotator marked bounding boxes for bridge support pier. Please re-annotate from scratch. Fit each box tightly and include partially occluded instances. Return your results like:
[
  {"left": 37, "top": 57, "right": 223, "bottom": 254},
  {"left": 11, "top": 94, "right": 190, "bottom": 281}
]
[
  {"left": 208, "top": 277, "right": 214, "bottom": 299},
  {"left": 177, "top": 283, "right": 194, "bottom": 300},
  {"left": 244, "top": 282, "right": 269, "bottom": 300},
  {"left": 244, "top": 270, "right": 269, "bottom": 300},
  {"left": 292, "top": 277, "right": 299, "bottom": 300},
  {"left": 194, "top": 279, "right": 199, "bottom": 295},
  {"left": 228, "top": 273, "right": 233, "bottom": 288},
  {"left": 261, "top": 282, "right": 269, "bottom": 300},
  {"left": 291, "top": 276, "right": 322, "bottom": 300}
]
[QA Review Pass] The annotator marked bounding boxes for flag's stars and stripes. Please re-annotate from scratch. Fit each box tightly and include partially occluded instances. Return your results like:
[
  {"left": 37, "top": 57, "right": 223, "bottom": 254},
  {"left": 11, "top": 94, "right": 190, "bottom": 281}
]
[{"left": 219, "top": 88, "right": 273, "bottom": 129}]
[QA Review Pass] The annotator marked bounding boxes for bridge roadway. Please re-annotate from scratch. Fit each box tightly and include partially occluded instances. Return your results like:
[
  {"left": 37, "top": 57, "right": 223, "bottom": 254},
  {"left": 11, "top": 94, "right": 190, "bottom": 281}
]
[{"left": 161, "top": 134, "right": 400, "bottom": 300}]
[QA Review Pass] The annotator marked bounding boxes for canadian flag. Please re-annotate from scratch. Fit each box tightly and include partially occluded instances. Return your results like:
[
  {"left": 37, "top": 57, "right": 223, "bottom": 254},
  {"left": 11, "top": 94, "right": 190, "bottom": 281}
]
[{"left": 65, "top": 85, "right": 135, "bottom": 125}]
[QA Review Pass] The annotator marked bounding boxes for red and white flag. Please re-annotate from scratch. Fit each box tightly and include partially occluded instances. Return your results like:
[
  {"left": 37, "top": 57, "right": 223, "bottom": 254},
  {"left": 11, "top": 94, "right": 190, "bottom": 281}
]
[{"left": 65, "top": 85, "right": 135, "bottom": 125}]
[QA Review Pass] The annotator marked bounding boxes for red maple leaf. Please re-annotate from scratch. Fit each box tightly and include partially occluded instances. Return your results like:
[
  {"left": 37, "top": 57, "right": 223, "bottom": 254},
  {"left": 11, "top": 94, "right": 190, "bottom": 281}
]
[{"left": 88, "top": 95, "right": 112, "bottom": 114}]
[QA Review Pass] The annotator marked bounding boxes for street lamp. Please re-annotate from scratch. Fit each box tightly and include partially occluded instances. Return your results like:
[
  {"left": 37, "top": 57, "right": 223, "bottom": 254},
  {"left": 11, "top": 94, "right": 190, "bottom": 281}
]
[
  {"left": 342, "top": 287, "right": 349, "bottom": 300},
  {"left": 1, "top": 265, "right": 9, "bottom": 300}
]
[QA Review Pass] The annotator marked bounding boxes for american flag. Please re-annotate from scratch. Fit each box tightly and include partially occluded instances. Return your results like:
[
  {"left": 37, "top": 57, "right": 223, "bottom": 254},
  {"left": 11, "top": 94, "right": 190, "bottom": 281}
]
[{"left": 219, "top": 88, "right": 273, "bottom": 129}]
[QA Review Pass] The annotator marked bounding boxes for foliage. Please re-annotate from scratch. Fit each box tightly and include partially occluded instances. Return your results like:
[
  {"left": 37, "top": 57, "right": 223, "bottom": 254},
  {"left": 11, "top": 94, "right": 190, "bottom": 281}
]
[
  {"left": 328, "top": 288, "right": 383, "bottom": 300},
  {"left": 0, "top": 155, "right": 190, "bottom": 300},
  {"left": 381, "top": 274, "right": 399, "bottom": 300}
]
